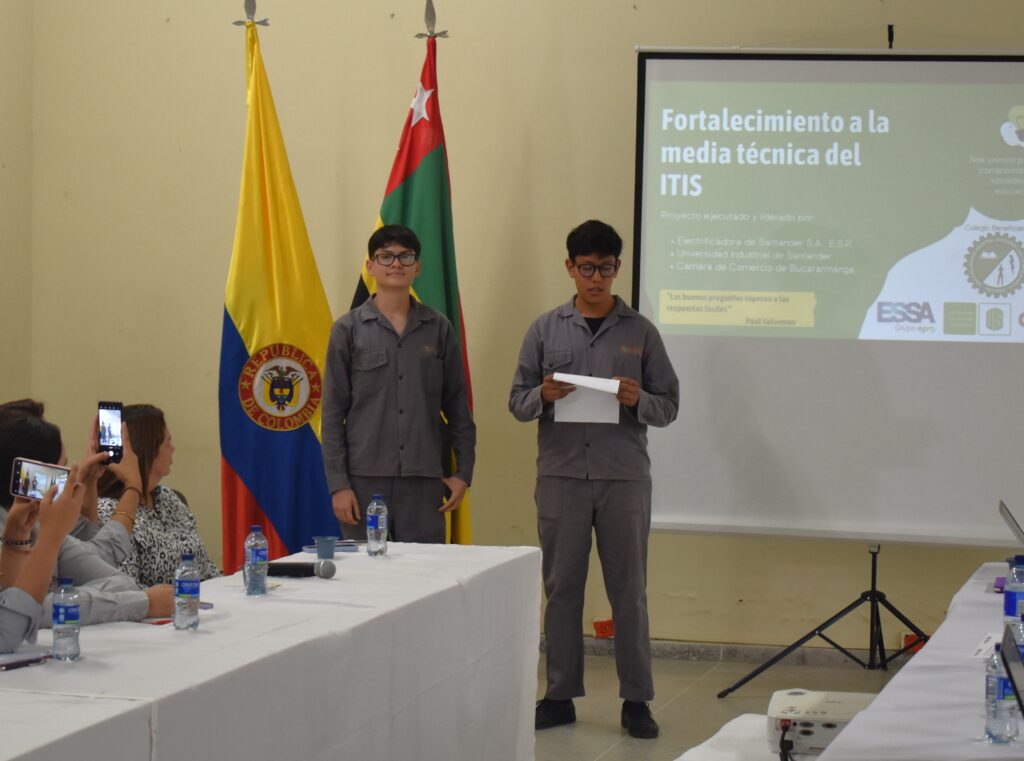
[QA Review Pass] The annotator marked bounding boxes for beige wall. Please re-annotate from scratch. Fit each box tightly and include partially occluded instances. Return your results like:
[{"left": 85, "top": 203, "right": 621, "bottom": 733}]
[
  {"left": 0, "top": 0, "right": 32, "bottom": 401},
  {"left": 8, "top": 0, "right": 1021, "bottom": 647}
]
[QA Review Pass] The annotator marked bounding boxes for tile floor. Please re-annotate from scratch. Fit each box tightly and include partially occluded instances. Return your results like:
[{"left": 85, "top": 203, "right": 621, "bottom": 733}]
[{"left": 533, "top": 653, "right": 896, "bottom": 761}]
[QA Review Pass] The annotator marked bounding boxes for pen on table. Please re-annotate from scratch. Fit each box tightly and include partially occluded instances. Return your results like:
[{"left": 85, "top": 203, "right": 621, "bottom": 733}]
[{"left": 0, "top": 656, "right": 51, "bottom": 671}]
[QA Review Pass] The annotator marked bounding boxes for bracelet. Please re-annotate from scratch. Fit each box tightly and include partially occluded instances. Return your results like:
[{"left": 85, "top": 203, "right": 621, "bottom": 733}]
[
  {"left": 113, "top": 510, "right": 136, "bottom": 526},
  {"left": 1, "top": 536, "right": 33, "bottom": 547},
  {"left": 121, "top": 486, "right": 144, "bottom": 502},
  {"left": 1, "top": 543, "right": 32, "bottom": 554}
]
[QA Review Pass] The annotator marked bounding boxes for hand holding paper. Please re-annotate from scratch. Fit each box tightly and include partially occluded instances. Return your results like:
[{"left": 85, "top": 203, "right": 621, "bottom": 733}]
[
  {"left": 541, "top": 374, "right": 576, "bottom": 404},
  {"left": 552, "top": 373, "right": 622, "bottom": 423},
  {"left": 614, "top": 376, "right": 640, "bottom": 407}
]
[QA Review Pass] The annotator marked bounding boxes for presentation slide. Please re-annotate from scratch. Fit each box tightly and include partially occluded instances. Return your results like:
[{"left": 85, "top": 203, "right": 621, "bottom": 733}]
[
  {"left": 633, "top": 53, "right": 1024, "bottom": 546},
  {"left": 637, "top": 55, "right": 1024, "bottom": 343}
]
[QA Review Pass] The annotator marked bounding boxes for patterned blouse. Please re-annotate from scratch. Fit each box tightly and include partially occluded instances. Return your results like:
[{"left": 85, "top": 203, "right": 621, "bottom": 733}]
[{"left": 96, "top": 485, "right": 220, "bottom": 587}]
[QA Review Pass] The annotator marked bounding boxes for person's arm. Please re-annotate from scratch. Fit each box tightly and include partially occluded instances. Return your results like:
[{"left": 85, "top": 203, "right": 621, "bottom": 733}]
[
  {"left": 631, "top": 327, "right": 679, "bottom": 428},
  {"left": 321, "top": 321, "right": 360, "bottom": 525},
  {"left": 0, "top": 468, "right": 89, "bottom": 651},
  {"left": 69, "top": 448, "right": 138, "bottom": 567},
  {"left": 78, "top": 416, "right": 103, "bottom": 525},
  {"left": 40, "top": 577, "right": 154, "bottom": 626},
  {"left": 10, "top": 467, "right": 85, "bottom": 595},
  {"left": 54, "top": 534, "right": 123, "bottom": 583},
  {"left": 508, "top": 320, "right": 548, "bottom": 422},
  {"left": 0, "top": 499, "right": 40, "bottom": 590},
  {"left": 101, "top": 424, "right": 145, "bottom": 535},
  {"left": 439, "top": 320, "right": 476, "bottom": 489},
  {"left": 0, "top": 588, "right": 44, "bottom": 652}
]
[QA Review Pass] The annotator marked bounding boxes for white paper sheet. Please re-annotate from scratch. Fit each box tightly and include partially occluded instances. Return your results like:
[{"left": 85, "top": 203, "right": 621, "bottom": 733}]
[{"left": 552, "top": 373, "right": 621, "bottom": 424}]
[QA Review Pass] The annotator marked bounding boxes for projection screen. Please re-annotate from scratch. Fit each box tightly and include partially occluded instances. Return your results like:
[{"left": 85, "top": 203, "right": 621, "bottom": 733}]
[{"left": 633, "top": 51, "right": 1024, "bottom": 545}]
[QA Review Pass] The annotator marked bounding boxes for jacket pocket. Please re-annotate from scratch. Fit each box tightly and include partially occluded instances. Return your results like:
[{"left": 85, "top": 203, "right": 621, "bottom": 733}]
[
  {"left": 353, "top": 349, "right": 388, "bottom": 371},
  {"left": 541, "top": 349, "right": 572, "bottom": 374},
  {"left": 352, "top": 349, "right": 388, "bottom": 392}
]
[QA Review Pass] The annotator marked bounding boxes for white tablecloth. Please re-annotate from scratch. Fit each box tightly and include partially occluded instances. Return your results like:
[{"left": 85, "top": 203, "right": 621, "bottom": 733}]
[
  {"left": 677, "top": 714, "right": 776, "bottom": 761},
  {"left": 820, "top": 561, "right": 1022, "bottom": 761},
  {"left": 0, "top": 543, "right": 541, "bottom": 761}
]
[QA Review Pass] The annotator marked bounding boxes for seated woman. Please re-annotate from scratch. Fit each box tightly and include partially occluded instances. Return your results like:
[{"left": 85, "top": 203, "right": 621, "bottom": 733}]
[
  {"left": 90, "top": 404, "right": 219, "bottom": 586},
  {"left": 0, "top": 404, "right": 174, "bottom": 648}
]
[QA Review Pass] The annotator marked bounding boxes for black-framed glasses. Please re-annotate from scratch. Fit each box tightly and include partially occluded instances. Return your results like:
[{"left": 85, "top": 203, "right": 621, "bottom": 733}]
[
  {"left": 575, "top": 262, "right": 618, "bottom": 278},
  {"left": 373, "top": 251, "right": 418, "bottom": 266}
]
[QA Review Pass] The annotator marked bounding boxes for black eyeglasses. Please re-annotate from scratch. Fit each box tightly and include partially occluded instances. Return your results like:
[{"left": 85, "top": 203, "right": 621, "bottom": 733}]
[
  {"left": 575, "top": 262, "right": 618, "bottom": 278},
  {"left": 373, "top": 251, "right": 418, "bottom": 266}
]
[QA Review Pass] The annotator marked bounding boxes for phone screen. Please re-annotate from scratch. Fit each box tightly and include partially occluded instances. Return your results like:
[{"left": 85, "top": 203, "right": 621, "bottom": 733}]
[
  {"left": 10, "top": 458, "right": 70, "bottom": 500},
  {"left": 98, "top": 401, "right": 123, "bottom": 463}
]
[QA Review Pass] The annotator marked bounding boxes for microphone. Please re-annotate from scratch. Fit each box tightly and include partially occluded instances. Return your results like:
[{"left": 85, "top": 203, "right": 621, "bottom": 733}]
[
  {"left": 314, "top": 559, "right": 336, "bottom": 579},
  {"left": 267, "top": 560, "right": 336, "bottom": 579}
]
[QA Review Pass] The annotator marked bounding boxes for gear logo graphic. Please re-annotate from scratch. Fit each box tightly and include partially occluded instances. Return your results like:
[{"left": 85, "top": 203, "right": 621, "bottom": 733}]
[{"left": 964, "top": 233, "right": 1024, "bottom": 298}]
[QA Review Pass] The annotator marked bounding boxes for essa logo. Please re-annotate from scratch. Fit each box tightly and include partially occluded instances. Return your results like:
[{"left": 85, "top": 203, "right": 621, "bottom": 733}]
[{"left": 876, "top": 302, "right": 935, "bottom": 323}]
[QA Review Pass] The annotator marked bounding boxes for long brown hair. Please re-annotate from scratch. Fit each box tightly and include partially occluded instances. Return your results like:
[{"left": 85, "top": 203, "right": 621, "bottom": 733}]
[{"left": 98, "top": 404, "right": 167, "bottom": 499}]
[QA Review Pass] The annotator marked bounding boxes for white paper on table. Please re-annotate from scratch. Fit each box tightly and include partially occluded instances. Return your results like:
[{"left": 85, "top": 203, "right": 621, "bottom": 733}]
[
  {"left": 972, "top": 632, "right": 1001, "bottom": 658},
  {"left": 552, "top": 373, "right": 621, "bottom": 424}
]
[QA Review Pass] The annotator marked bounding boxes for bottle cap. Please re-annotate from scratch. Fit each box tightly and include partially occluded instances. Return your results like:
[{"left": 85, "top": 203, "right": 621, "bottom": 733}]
[
  {"left": 371, "top": 493, "right": 383, "bottom": 500},
  {"left": 1015, "top": 555, "right": 1024, "bottom": 565},
  {"left": 181, "top": 553, "right": 195, "bottom": 561},
  {"left": 250, "top": 524, "right": 262, "bottom": 533},
  {"left": 996, "top": 643, "right": 1003, "bottom": 652},
  {"left": 57, "top": 577, "right": 74, "bottom": 586}
]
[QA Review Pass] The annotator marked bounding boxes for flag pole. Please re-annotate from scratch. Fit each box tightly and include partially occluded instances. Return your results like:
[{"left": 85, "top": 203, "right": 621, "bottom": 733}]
[
  {"left": 233, "top": 0, "right": 269, "bottom": 26},
  {"left": 415, "top": 0, "right": 448, "bottom": 38}
]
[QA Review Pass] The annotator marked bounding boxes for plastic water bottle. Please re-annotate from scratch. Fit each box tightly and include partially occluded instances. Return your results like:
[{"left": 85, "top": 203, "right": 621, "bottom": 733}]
[
  {"left": 51, "top": 577, "right": 81, "bottom": 661},
  {"left": 366, "top": 493, "right": 388, "bottom": 556},
  {"left": 173, "top": 553, "right": 200, "bottom": 630},
  {"left": 243, "top": 524, "right": 269, "bottom": 596},
  {"left": 1005, "top": 556, "right": 1024, "bottom": 625},
  {"left": 986, "top": 643, "right": 1019, "bottom": 742}
]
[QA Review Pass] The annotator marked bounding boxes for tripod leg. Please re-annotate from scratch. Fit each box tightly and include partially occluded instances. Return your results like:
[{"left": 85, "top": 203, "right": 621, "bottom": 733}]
[
  {"left": 872, "top": 596, "right": 888, "bottom": 670},
  {"left": 876, "top": 595, "right": 929, "bottom": 666},
  {"left": 717, "top": 595, "right": 868, "bottom": 699}
]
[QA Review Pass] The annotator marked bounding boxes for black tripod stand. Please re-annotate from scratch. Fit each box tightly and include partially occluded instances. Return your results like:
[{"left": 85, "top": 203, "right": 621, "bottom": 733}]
[{"left": 717, "top": 545, "right": 929, "bottom": 698}]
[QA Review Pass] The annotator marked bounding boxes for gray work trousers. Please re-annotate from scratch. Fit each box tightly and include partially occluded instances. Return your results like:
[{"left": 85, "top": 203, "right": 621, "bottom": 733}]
[
  {"left": 536, "top": 476, "right": 654, "bottom": 702},
  {"left": 346, "top": 475, "right": 446, "bottom": 543}
]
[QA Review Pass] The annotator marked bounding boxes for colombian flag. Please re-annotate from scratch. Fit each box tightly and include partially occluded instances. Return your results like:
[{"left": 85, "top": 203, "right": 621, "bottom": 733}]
[
  {"left": 219, "top": 23, "right": 336, "bottom": 572},
  {"left": 351, "top": 36, "right": 473, "bottom": 544}
]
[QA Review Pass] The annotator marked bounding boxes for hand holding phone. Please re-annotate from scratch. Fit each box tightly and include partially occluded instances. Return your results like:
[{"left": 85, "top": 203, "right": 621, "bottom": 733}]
[
  {"left": 97, "top": 401, "right": 123, "bottom": 464},
  {"left": 9, "top": 458, "right": 71, "bottom": 501}
]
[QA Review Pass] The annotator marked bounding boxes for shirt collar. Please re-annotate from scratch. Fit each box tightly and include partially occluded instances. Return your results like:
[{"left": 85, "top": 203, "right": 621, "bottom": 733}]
[
  {"left": 357, "top": 296, "right": 435, "bottom": 321},
  {"left": 557, "top": 295, "right": 633, "bottom": 321}
]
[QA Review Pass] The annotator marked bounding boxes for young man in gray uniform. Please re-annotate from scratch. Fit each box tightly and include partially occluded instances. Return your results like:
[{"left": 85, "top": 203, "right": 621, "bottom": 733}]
[
  {"left": 509, "top": 220, "right": 679, "bottom": 738},
  {"left": 322, "top": 225, "right": 475, "bottom": 543}
]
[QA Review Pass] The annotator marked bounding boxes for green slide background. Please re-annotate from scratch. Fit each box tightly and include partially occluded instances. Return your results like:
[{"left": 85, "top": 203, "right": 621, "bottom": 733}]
[{"left": 643, "top": 80, "right": 1023, "bottom": 338}]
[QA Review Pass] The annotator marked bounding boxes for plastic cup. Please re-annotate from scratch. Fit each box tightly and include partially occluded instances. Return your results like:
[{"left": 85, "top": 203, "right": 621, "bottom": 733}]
[{"left": 313, "top": 535, "right": 338, "bottom": 559}]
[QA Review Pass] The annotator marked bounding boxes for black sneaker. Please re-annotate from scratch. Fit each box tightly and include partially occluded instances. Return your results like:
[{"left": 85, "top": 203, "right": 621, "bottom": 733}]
[
  {"left": 621, "top": 700, "right": 659, "bottom": 739},
  {"left": 535, "top": 698, "right": 576, "bottom": 730}
]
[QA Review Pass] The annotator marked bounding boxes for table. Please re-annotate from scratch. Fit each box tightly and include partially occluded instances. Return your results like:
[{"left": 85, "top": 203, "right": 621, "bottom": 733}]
[
  {"left": 0, "top": 543, "right": 541, "bottom": 761},
  {"left": 820, "top": 561, "right": 1021, "bottom": 760},
  {"left": 676, "top": 714, "right": 777, "bottom": 761}
]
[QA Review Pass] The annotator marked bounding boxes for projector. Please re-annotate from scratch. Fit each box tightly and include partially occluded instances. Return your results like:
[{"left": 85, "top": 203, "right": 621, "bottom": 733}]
[{"left": 767, "top": 689, "right": 875, "bottom": 755}]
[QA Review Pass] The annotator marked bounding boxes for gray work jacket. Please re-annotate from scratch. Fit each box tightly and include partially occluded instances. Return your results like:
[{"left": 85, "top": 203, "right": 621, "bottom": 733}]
[
  {"left": 322, "top": 297, "right": 476, "bottom": 494},
  {"left": 509, "top": 296, "right": 679, "bottom": 481}
]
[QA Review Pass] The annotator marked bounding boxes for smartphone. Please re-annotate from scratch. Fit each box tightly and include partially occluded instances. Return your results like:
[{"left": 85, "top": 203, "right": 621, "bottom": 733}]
[
  {"left": 97, "top": 401, "right": 123, "bottom": 464},
  {"left": 10, "top": 458, "right": 71, "bottom": 501}
]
